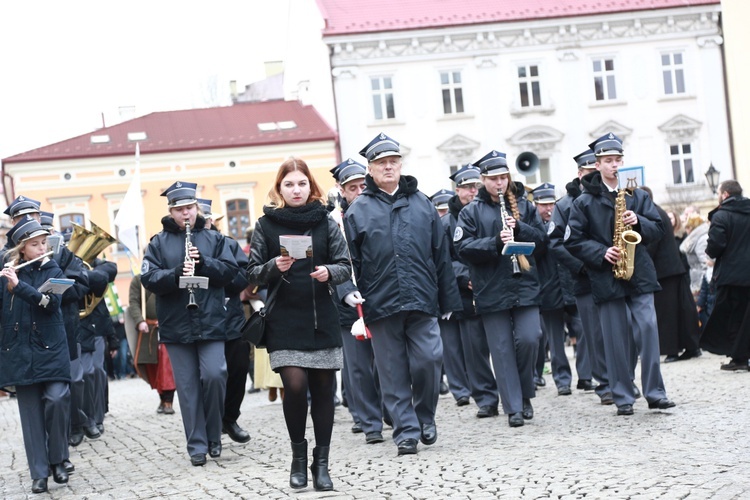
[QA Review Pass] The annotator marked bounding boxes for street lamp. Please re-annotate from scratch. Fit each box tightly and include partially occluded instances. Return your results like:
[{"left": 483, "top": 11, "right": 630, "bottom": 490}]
[{"left": 705, "top": 163, "right": 720, "bottom": 194}]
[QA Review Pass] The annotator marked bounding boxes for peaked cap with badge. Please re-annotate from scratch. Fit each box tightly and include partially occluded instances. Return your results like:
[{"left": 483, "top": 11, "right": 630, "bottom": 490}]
[
  {"left": 450, "top": 164, "right": 482, "bottom": 187},
  {"left": 359, "top": 133, "right": 401, "bottom": 162},
  {"left": 589, "top": 133, "right": 624, "bottom": 157},
  {"left": 430, "top": 189, "right": 455, "bottom": 210},
  {"left": 331, "top": 158, "right": 367, "bottom": 185},
  {"left": 161, "top": 181, "right": 198, "bottom": 208},
  {"left": 7, "top": 215, "right": 49, "bottom": 246},
  {"left": 531, "top": 183, "right": 556, "bottom": 204},
  {"left": 4, "top": 195, "right": 42, "bottom": 219},
  {"left": 473, "top": 150, "right": 509, "bottom": 177}
]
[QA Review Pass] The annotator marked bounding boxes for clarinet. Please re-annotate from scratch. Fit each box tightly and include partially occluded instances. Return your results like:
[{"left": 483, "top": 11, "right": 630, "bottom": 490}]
[
  {"left": 184, "top": 221, "right": 199, "bottom": 310},
  {"left": 498, "top": 189, "right": 522, "bottom": 277}
]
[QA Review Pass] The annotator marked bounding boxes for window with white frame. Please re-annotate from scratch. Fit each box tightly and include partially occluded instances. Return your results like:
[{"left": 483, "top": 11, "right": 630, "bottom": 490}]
[
  {"left": 592, "top": 58, "right": 617, "bottom": 101},
  {"left": 440, "top": 71, "right": 464, "bottom": 114},
  {"left": 226, "top": 199, "right": 251, "bottom": 241},
  {"left": 517, "top": 65, "right": 542, "bottom": 107},
  {"left": 661, "top": 52, "right": 686, "bottom": 95},
  {"left": 670, "top": 143, "right": 695, "bottom": 184},
  {"left": 371, "top": 76, "right": 395, "bottom": 120}
]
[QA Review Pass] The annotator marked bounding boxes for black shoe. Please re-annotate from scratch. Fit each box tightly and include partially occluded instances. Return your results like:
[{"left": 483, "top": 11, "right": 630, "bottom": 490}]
[
  {"left": 576, "top": 379, "right": 597, "bottom": 391},
  {"left": 83, "top": 425, "right": 101, "bottom": 440},
  {"left": 351, "top": 421, "right": 363, "bottom": 434},
  {"left": 678, "top": 349, "right": 702, "bottom": 361},
  {"left": 522, "top": 399, "right": 534, "bottom": 420},
  {"left": 311, "top": 446, "right": 334, "bottom": 491},
  {"left": 439, "top": 380, "right": 450, "bottom": 395},
  {"left": 663, "top": 354, "right": 680, "bottom": 363},
  {"left": 247, "top": 387, "right": 260, "bottom": 394},
  {"left": 633, "top": 384, "right": 641, "bottom": 399},
  {"left": 558, "top": 385, "right": 572, "bottom": 396},
  {"left": 97, "top": 423, "right": 104, "bottom": 435},
  {"left": 456, "top": 395, "right": 471, "bottom": 406},
  {"left": 617, "top": 404, "right": 634, "bottom": 416},
  {"left": 476, "top": 405, "right": 499, "bottom": 418},
  {"left": 720, "top": 359, "right": 749, "bottom": 371},
  {"left": 69, "top": 432, "right": 84, "bottom": 447},
  {"left": 209, "top": 441, "right": 222, "bottom": 458},
  {"left": 290, "top": 440, "right": 308, "bottom": 489},
  {"left": 62, "top": 459, "right": 75, "bottom": 474},
  {"left": 600, "top": 392, "right": 615, "bottom": 405},
  {"left": 420, "top": 423, "right": 437, "bottom": 445},
  {"left": 51, "top": 463, "right": 69, "bottom": 484},
  {"left": 222, "top": 421, "right": 251, "bottom": 443},
  {"left": 397, "top": 438, "right": 418, "bottom": 455},
  {"left": 190, "top": 453, "right": 207, "bottom": 466},
  {"left": 333, "top": 394, "right": 341, "bottom": 407},
  {"left": 31, "top": 478, "right": 47, "bottom": 494},
  {"left": 648, "top": 398, "right": 676, "bottom": 410},
  {"left": 508, "top": 413, "right": 524, "bottom": 427},
  {"left": 365, "top": 431, "right": 384, "bottom": 444},
  {"left": 157, "top": 402, "right": 165, "bottom": 413},
  {"left": 534, "top": 375, "right": 546, "bottom": 387}
]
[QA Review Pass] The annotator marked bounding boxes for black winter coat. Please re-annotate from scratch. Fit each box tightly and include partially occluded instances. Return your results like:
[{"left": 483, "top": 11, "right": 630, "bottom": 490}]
[
  {"left": 224, "top": 236, "right": 250, "bottom": 341},
  {"left": 443, "top": 195, "right": 477, "bottom": 319},
  {"left": 142, "top": 216, "right": 238, "bottom": 344},
  {"left": 0, "top": 258, "right": 70, "bottom": 389},
  {"left": 537, "top": 220, "right": 565, "bottom": 311},
  {"left": 345, "top": 174, "right": 462, "bottom": 323},
  {"left": 646, "top": 204, "right": 688, "bottom": 280},
  {"left": 455, "top": 185, "right": 547, "bottom": 314},
  {"left": 247, "top": 203, "right": 350, "bottom": 353},
  {"left": 706, "top": 196, "right": 750, "bottom": 287},
  {"left": 565, "top": 171, "right": 663, "bottom": 304},
  {"left": 332, "top": 200, "right": 359, "bottom": 328},
  {"left": 548, "top": 178, "right": 591, "bottom": 296}
]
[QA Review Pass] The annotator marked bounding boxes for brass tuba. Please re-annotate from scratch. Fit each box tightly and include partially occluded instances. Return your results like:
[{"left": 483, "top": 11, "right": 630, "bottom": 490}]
[
  {"left": 68, "top": 222, "right": 117, "bottom": 317},
  {"left": 612, "top": 178, "right": 642, "bottom": 281}
]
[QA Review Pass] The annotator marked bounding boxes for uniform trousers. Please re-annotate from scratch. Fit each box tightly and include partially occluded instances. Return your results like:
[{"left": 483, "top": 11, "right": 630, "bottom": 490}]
[
  {"left": 368, "top": 311, "right": 442, "bottom": 445},
  {"left": 69, "top": 343, "right": 87, "bottom": 433},
  {"left": 598, "top": 293, "right": 667, "bottom": 407},
  {"left": 458, "top": 316, "right": 498, "bottom": 408},
  {"left": 566, "top": 306, "right": 593, "bottom": 381},
  {"left": 575, "top": 293, "right": 610, "bottom": 398},
  {"left": 481, "top": 306, "right": 541, "bottom": 415},
  {"left": 80, "top": 347, "right": 101, "bottom": 430},
  {"left": 223, "top": 337, "right": 250, "bottom": 425},
  {"left": 439, "top": 319, "right": 471, "bottom": 400},
  {"left": 166, "top": 340, "right": 227, "bottom": 456},
  {"left": 16, "top": 382, "right": 71, "bottom": 480},
  {"left": 93, "top": 336, "right": 107, "bottom": 424},
  {"left": 340, "top": 325, "right": 383, "bottom": 434},
  {"left": 542, "top": 308, "right": 572, "bottom": 389}
]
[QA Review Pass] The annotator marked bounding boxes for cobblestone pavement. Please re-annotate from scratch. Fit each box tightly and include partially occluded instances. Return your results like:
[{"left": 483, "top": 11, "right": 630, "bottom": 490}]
[{"left": 2, "top": 349, "right": 750, "bottom": 499}]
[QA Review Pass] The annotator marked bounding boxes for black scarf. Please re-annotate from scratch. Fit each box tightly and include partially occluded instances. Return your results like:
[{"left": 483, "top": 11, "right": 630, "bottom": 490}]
[{"left": 263, "top": 201, "right": 329, "bottom": 230}]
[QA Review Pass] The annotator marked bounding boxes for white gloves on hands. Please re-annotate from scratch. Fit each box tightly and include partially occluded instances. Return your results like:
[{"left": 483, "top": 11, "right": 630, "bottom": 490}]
[
  {"left": 344, "top": 291, "right": 366, "bottom": 308},
  {"left": 441, "top": 312, "right": 453, "bottom": 321}
]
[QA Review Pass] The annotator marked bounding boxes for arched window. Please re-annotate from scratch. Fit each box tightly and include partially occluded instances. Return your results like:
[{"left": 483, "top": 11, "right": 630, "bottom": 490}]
[
  {"left": 225, "top": 199, "right": 250, "bottom": 240},
  {"left": 59, "top": 213, "right": 85, "bottom": 232}
]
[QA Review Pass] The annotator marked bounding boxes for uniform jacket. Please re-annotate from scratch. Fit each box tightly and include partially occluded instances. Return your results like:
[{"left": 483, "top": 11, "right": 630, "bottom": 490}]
[
  {"left": 78, "top": 258, "right": 117, "bottom": 353},
  {"left": 56, "top": 246, "right": 88, "bottom": 360},
  {"left": 706, "top": 196, "right": 750, "bottom": 287},
  {"left": 142, "top": 215, "right": 238, "bottom": 344},
  {"left": 679, "top": 222, "right": 709, "bottom": 293},
  {"left": 564, "top": 171, "right": 663, "bottom": 304},
  {"left": 224, "top": 236, "right": 250, "bottom": 341},
  {"left": 646, "top": 204, "right": 688, "bottom": 280},
  {"left": 0, "top": 258, "right": 71, "bottom": 389},
  {"left": 247, "top": 202, "right": 350, "bottom": 352},
  {"left": 442, "top": 195, "right": 477, "bottom": 318},
  {"left": 455, "top": 184, "right": 547, "bottom": 314},
  {"left": 548, "top": 178, "right": 591, "bottom": 297},
  {"left": 536, "top": 220, "right": 565, "bottom": 311},
  {"left": 344, "top": 174, "right": 462, "bottom": 323},
  {"left": 331, "top": 199, "right": 359, "bottom": 328}
]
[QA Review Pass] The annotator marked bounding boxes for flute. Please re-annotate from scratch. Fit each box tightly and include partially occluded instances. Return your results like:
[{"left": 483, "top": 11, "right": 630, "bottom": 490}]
[{"left": 4, "top": 251, "right": 54, "bottom": 270}]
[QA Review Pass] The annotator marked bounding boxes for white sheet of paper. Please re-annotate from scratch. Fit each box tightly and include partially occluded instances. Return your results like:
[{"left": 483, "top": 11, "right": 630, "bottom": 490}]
[{"left": 279, "top": 235, "right": 313, "bottom": 259}]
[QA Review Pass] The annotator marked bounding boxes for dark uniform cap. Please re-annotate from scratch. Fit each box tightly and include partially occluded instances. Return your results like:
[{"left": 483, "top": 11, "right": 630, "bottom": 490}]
[
  {"left": 330, "top": 158, "right": 367, "bottom": 185},
  {"left": 450, "top": 164, "right": 482, "bottom": 186},
  {"left": 7, "top": 215, "right": 49, "bottom": 246},
  {"left": 161, "top": 181, "right": 198, "bottom": 208},
  {"left": 430, "top": 189, "right": 454, "bottom": 210},
  {"left": 39, "top": 211, "right": 55, "bottom": 229},
  {"left": 531, "top": 183, "right": 556, "bottom": 204},
  {"left": 589, "top": 133, "right": 624, "bottom": 157},
  {"left": 473, "top": 150, "right": 509, "bottom": 177},
  {"left": 4, "top": 195, "right": 42, "bottom": 218},
  {"left": 359, "top": 133, "right": 401, "bottom": 162},
  {"left": 197, "top": 198, "right": 213, "bottom": 217},
  {"left": 574, "top": 149, "right": 597, "bottom": 168}
]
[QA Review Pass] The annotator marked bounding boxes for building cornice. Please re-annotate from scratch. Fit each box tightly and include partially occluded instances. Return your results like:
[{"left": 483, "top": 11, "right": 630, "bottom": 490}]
[{"left": 325, "top": 6, "right": 721, "bottom": 67}]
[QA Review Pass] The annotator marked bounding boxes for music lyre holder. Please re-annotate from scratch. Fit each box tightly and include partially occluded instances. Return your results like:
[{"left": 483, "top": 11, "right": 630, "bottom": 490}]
[
  {"left": 501, "top": 241, "right": 536, "bottom": 256},
  {"left": 179, "top": 276, "right": 209, "bottom": 290}
]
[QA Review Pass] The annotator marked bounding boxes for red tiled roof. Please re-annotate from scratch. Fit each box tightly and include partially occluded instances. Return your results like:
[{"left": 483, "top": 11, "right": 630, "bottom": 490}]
[
  {"left": 3, "top": 100, "right": 336, "bottom": 164},
  {"left": 316, "top": 0, "right": 720, "bottom": 36}
]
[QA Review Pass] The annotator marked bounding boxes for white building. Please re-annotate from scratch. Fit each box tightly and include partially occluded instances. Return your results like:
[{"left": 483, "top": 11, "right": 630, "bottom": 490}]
[{"left": 317, "top": 0, "right": 728, "bottom": 207}]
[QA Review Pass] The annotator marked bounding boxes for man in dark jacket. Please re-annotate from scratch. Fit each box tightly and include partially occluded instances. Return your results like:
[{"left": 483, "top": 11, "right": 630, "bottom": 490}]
[
  {"left": 440, "top": 165, "right": 498, "bottom": 417},
  {"left": 565, "top": 133, "right": 674, "bottom": 416},
  {"left": 701, "top": 180, "right": 750, "bottom": 370},
  {"left": 345, "top": 133, "right": 462, "bottom": 455}
]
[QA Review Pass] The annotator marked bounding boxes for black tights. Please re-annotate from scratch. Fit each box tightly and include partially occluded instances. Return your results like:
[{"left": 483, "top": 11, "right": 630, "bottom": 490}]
[{"left": 278, "top": 367, "right": 336, "bottom": 446}]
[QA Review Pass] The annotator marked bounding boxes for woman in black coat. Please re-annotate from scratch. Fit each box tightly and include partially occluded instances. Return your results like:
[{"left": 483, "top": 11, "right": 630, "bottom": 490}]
[
  {"left": 0, "top": 217, "right": 71, "bottom": 494},
  {"left": 247, "top": 158, "right": 351, "bottom": 492}
]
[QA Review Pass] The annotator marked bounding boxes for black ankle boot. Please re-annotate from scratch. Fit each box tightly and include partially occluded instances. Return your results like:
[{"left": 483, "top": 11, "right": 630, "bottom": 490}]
[
  {"left": 311, "top": 445, "right": 333, "bottom": 491},
  {"left": 289, "top": 440, "right": 308, "bottom": 489}
]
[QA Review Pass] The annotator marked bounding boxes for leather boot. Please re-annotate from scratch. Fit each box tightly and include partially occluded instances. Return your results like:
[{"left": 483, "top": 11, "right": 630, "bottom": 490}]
[
  {"left": 311, "top": 446, "right": 333, "bottom": 491},
  {"left": 289, "top": 440, "right": 308, "bottom": 489}
]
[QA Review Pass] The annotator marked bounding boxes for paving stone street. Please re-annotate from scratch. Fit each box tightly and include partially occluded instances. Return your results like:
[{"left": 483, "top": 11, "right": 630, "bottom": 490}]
[{"left": 2, "top": 349, "right": 750, "bottom": 499}]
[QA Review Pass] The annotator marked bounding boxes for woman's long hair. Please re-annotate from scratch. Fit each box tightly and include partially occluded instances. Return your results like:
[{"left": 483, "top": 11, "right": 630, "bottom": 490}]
[{"left": 267, "top": 157, "right": 326, "bottom": 208}]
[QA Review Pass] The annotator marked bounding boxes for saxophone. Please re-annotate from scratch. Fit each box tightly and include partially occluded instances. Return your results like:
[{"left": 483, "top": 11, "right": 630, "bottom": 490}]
[{"left": 612, "top": 179, "right": 642, "bottom": 281}]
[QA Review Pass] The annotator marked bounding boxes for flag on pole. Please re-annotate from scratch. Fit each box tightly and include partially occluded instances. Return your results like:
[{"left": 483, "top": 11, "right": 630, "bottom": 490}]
[{"left": 114, "top": 143, "right": 145, "bottom": 268}]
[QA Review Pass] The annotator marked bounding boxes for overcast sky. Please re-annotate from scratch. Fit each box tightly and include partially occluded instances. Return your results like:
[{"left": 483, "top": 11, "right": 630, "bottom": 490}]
[{"left": 0, "top": 0, "right": 328, "bottom": 160}]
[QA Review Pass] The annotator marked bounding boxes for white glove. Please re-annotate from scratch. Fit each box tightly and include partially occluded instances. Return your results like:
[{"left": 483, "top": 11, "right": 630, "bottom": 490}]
[
  {"left": 344, "top": 291, "right": 365, "bottom": 307},
  {"left": 441, "top": 312, "right": 452, "bottom": 321}
]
